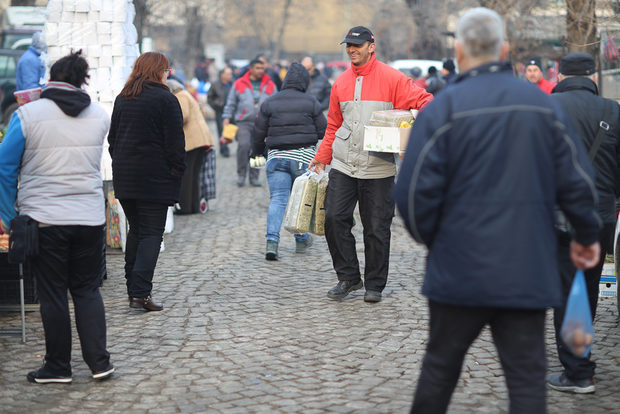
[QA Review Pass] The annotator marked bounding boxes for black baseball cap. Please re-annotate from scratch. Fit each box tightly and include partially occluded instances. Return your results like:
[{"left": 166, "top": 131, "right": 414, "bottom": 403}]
[
  {"left": 559, "top": 52, "right": 596, "bottom": 76},
  {"left": 340, "top": 26, "right": 374, "bottom": 45}
]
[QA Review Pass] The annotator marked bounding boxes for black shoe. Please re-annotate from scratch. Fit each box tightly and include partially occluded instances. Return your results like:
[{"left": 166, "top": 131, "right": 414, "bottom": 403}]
[
  {"left": 220, "top": 145, "right": 230, "bottom": 158},
  {"left": 547, "top": 372, "right": 595, "bottom": 394},
  {"left": 27, "top": 367, "right": 72, "bottom": 384},
  {"left": 93, "top": 364, "right": 115, "bottom": 381},
  {"left": 364, "top": 290, "right": 382, "bottom": 303},
  {"left": 250, "top": 179, "right": 262, "bottom": 187},
  {"left": 327, "top": 280, "right": 363, "bottom": 300},
  {"left": 236, "top": 177, "right": 245, "bottom": 187},
  {"left": 130, "top": 295, "right": 163, "bottom": 311}
]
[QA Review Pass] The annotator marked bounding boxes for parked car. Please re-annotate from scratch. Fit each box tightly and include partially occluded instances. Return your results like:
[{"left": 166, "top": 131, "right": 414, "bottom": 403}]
[
  {"left": 0, "top": 48, "right": 24, "bottom": 125},
  {"left": 0, "top": 6, "right": 46, "bottom": 50}
]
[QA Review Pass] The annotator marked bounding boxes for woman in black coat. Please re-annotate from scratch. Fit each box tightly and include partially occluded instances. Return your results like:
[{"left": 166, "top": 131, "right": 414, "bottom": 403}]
[
  {"left": 108, "top": 52, "right": 186, "bottom": 311},
  {"left": 252, "top": 62, "right": 327, "bottom": 260}
]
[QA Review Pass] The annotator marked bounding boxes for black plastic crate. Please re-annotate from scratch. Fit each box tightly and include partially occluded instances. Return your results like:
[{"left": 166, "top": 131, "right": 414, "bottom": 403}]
[{"left": 0, "top": 254, "right": 37, "bottom": 305}]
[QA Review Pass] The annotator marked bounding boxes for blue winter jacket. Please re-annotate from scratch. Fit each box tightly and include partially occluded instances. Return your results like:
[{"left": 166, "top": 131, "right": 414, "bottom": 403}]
[
  {"left": 394, "top": 61, "right": 600, "bottom": 309},
  {"left": 16, "top": 46, "right": 44, "bottom": 91}
]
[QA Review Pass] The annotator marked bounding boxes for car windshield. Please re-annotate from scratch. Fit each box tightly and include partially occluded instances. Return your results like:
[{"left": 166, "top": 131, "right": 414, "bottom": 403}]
[
  {"left": 2, "top": 33, "right": 30, "bottom": 49},
  {"left": 0, "top": 54, "right": 17, "bottom": 78}
]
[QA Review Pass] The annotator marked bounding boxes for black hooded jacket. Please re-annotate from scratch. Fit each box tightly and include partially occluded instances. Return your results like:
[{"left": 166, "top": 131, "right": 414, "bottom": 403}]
[
  {"left": 551, "top": 76, "right": 620, "bottom": 223},
  {"left": 252, "top": 62, "right": 327, "bottom": 155}
]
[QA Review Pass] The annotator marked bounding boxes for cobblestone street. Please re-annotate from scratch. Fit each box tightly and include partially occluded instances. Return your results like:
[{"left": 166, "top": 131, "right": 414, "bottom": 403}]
[{"left": 1, "top": 139, "right": 619, "bottom": 413}]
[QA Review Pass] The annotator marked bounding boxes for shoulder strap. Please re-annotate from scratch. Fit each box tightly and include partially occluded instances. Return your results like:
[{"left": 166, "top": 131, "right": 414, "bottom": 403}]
[{"left": 588, "top": 101, "right": 615, "bottom": 161}]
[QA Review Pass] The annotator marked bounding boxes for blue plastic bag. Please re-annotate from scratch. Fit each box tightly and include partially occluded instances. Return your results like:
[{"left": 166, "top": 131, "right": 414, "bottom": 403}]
[{"left": 560, "top": 270, "right": 594, "bottom": 357}]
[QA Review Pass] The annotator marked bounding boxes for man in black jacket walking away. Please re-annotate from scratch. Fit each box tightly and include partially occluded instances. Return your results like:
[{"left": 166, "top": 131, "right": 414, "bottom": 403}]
[
  {"left": 207, "top": 67, "right": 233, "bottom": 157},
  {"left": 301, "top": 56, "right": 331, "bottom": 112},
  {"left": 547, "top": 52, "right": 620, "bottom": 394},
  {"left": 394, "top": 9, "right": 601, "bottom": 413},
  {"left": 252, "top": 62, "right": 326, "bottom": 260}
]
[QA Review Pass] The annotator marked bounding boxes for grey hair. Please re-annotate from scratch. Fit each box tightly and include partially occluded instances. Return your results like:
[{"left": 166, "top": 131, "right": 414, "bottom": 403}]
[{"left": 456, "top": 8, "right": 504, "bottom": 60}]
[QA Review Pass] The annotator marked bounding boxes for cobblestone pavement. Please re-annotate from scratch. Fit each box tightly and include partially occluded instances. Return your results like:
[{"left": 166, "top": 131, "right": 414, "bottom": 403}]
[{"left": 1, "top": 133, "right": 619, "bottom": 413}]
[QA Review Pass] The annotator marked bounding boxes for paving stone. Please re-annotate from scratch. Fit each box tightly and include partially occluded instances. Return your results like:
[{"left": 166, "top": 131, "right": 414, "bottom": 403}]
[{"left": 1, "top": 127, "right": 618, "bottom": 413}]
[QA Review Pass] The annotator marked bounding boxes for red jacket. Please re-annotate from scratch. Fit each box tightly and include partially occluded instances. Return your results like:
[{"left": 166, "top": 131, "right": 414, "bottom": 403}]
[
  {"left": 315, "top": 53, "right": 433, "bottom": 174},
  {"left": 536, "top": 78, "right": 556, "bottom": 95}
]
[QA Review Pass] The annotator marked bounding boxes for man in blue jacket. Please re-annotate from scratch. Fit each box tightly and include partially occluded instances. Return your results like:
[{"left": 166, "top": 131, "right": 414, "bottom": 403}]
[
  {"left": 16, "top": 32, "right": 46, "bottom": 91},
  {"left": 394, "top": 8, "right": 601, "bottom": 413}
]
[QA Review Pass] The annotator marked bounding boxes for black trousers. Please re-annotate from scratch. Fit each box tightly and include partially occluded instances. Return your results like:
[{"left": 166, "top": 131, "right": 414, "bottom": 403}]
[
  {"left": 31, "top": 225, "right": 111, "bottom": 376},
  {"left": 119, "top": 199, "right": 168, "bottom": 298},
  {"left": 553, "top": 224, "right": 613, "bottom": 380},
  {"left": 324, "top": 169, "right": 394, "bottom": 292},
  {"left": 411, "top": 301, "right": 547, "bottom": 414},
  {"left": 178, "top": 147, "right": 207, "bottom": 214}
]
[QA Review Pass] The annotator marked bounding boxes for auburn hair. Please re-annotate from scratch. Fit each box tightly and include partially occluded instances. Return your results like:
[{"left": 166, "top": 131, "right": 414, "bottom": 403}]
[{"left": 120, "top": 52, "right": 170, "bottom": 98}]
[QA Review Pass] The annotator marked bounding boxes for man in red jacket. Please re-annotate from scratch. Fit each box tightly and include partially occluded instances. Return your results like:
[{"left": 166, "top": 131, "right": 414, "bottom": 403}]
[
  {"left": 309, "top": 26, "right": 433, "bottom": 303},
  {"left": 525, "top": 56, "right": 556, "bottom": 94}
]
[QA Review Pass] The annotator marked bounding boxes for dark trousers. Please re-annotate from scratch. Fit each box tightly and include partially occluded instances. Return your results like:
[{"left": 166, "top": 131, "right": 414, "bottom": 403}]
[
  {"left": 31, "top": 225, "right": 110, "bottom": 376},
  {"left": 215, "top": 109, "right": 224, "bottom": 137},
  {"left": 411, "top": 301, "right": 547, "bottom": 414},
  {"left": 324, "top": 169, "right": 394, "bottom": 292},
  {"left": 215, "top": 109, "right": 229, "bottom": 154},
  {"left": 120, "top": 199, "right": 168, "bottom": 298},
  {"left": 236, "top": 121, "right": 259, "bottom": 182},
  {"left": 553, "top": 224, "right": 613, "bottom": 380},
  {"left": 178, "top": 147, "right": 207, "bottom": 214}
]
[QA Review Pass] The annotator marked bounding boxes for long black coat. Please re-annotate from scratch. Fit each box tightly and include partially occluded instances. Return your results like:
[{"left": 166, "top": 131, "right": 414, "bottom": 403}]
[
  {"left": 108, "top": 82, "right": 186, "bottom": 204},
  {"left": 551, "top": 77, "right": 620, "bottom": 224},
  {"left": 252, "top": 63, "right": 326, "bottom": 155}
]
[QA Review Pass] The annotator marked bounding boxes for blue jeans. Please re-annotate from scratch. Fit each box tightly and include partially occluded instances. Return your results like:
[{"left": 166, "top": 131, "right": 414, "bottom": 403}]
[{"left": 265, "top": 158, "right": 310, "bottom": 243}]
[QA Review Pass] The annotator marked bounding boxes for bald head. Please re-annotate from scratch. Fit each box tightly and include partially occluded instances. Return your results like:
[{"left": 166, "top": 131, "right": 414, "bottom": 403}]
[{"left": 301, "top": 56, "right": 315, "bottom": 75}]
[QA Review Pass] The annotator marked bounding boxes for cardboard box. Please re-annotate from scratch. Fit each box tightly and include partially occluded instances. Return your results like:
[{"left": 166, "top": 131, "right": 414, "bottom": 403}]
[
  {"left": 600, "top": 264, "right": 617, "bottom": 297},
  {"left": 363, "top": 126, "right": 411, "bottom": 153}
]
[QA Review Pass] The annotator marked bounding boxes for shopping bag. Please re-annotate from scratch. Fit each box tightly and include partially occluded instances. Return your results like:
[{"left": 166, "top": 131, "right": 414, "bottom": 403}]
[
  {"left": 106, "top": 192, "right": 122, "bottom": 249},
  {"left": 310, "top": 172, "right": 329, "bottom": 235},
  {"left": 283, "top": 171, "right": 318, "bottom": 234},
  {"left": 560, "top": 270, "right": 594, "bottom": 357},
  {"left": 7, "top": 215, "right": 39, "bottom": 264}
]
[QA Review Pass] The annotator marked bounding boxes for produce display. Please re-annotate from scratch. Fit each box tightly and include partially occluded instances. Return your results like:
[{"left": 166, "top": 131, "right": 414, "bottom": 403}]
[{"left": 283, "top": 173, "right": 318, "bottom": 234}]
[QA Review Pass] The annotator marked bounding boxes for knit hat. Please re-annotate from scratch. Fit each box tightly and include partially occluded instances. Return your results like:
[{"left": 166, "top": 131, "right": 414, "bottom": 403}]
[
  {"left": 526, "top": 57, "right": 543, "bottom": 71},
  {"left": 559, "top": 52, "right": 596, "bottom": 76}
]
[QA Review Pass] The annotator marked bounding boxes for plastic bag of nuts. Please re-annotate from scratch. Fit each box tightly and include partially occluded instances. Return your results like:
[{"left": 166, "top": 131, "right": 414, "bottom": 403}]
[
  {"left": 310, "top": 172, "right": 329, "bottom": 235},
  {"left": 283, "top": 172, "right": 318, "bottom": 234}
]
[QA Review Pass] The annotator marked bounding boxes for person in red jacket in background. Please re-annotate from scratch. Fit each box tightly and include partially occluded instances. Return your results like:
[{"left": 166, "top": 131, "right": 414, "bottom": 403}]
[
  {"left": 525, "top": 56, "right": 556, "bottom": 94},
  {"left": 309, "top": 26, "right": 433, "bottom": 303}
]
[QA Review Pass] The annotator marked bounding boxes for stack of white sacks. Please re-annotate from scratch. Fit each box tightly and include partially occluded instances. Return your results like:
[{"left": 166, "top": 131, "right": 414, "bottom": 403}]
[{"left": 44, "top": 0, "right": 140, "bottom": 180}]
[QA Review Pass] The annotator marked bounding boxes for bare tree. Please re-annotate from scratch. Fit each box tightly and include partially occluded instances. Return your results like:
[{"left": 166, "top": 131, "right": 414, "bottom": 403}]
[
  {"left": 272, "top": 0, "right": 294, "bottom": 60},
  {"left": 133, "top": 0, "right": 149, "bottom": 49},
  {"left": 566, "top": 0, "right": 598, "bottom": 56},
  {"left": 405, "top": 0, "right": 450, "bottom": 59},
  {"left": 227, "top": 0, "right": 298, "bottom": 59}
]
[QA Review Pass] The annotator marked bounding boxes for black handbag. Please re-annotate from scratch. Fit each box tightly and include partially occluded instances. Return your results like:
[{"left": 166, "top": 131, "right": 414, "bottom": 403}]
[{"left": 8, "top": 215, "right": 39, "bottom": 264}]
